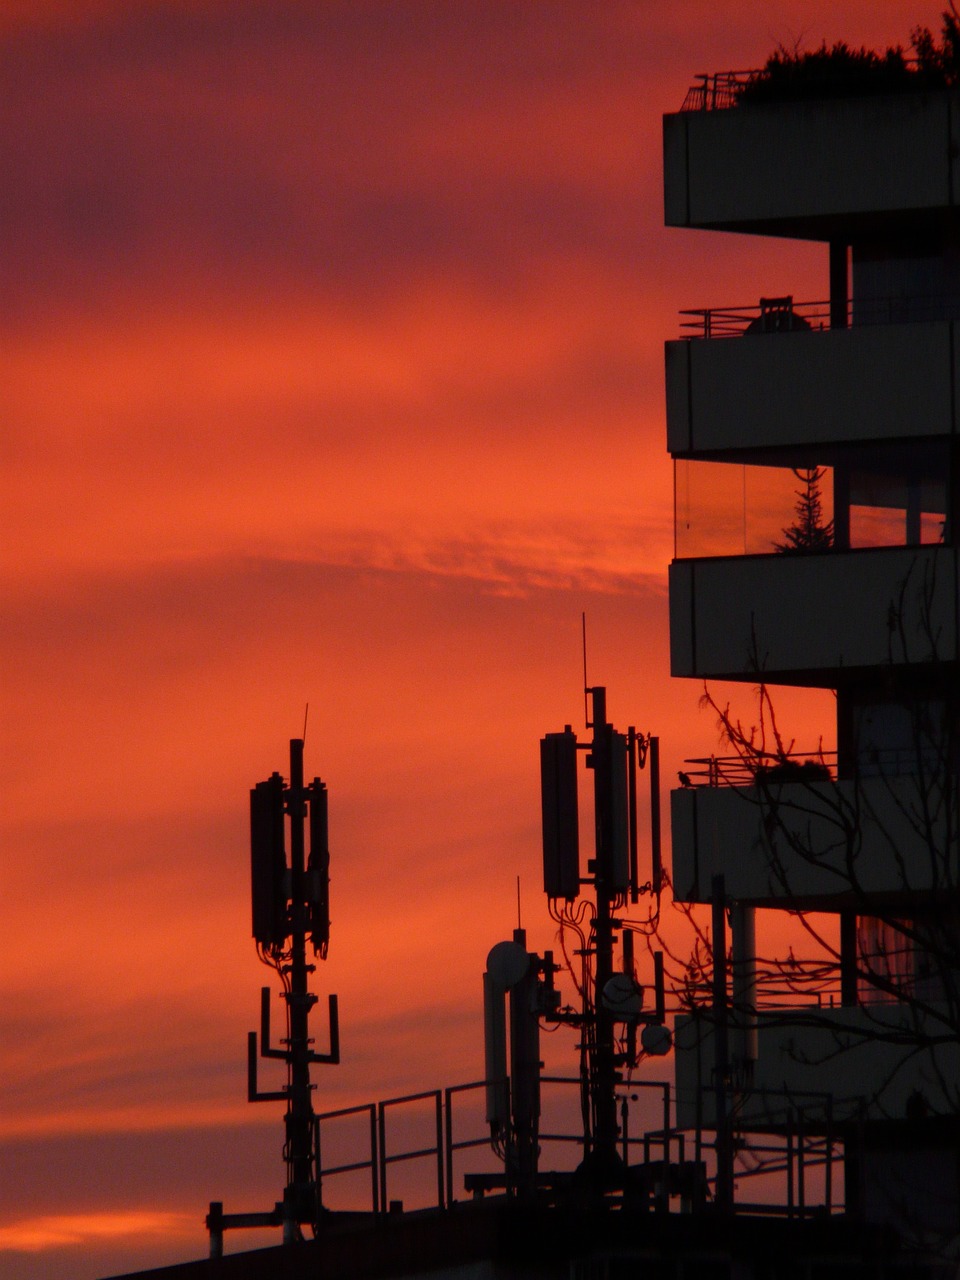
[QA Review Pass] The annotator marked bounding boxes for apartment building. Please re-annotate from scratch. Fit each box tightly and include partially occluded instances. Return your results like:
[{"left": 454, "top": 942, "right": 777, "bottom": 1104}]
[{"left": 663, "top": 73, "right": 960, "bottom": 1244}]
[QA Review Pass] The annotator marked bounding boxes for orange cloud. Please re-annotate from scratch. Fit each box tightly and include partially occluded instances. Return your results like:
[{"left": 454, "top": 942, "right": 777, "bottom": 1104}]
[{"left": 0, "top": 1210, "right": 193, "bottom": 1252}]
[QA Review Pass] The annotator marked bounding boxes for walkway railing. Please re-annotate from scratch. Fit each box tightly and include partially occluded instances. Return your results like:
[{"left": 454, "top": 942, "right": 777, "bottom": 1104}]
[{"left": 315, "top": 1075, "right": 848, "bottom": 1221}]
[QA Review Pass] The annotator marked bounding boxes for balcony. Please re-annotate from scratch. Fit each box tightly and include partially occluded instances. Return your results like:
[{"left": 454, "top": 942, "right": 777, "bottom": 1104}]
[
  {"left": 675, "top": 446, "right": 948, "bottom": 562},
  {"left": 664, "top": 88, "right": 960, "bottom": 236},
  {"left": 669, "top": 544, "right": 959, "bottom": 682},
  {"left": 671, "top": 763, "right": 959, "bottom": 906},
  {"left": 666, "top": 315, "right": 959, "bottom": 456},
  {"left": 674, "top": 1004, "right": 960, "bottom": 1130}
]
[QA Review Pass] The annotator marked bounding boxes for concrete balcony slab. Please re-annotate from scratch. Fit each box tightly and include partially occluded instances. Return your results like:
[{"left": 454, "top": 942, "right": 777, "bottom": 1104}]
[
  {"left": 669, "top": 545, "right": 959, "bottom": 682},
  {"left": 664, "top": 91, "right": 960, "bottom": 236},
  {"left": 666, "top": 321, "right": 957, "bottom": 457},
  {"left": 671, "top": 774, "right": 959, "bottom": 907},
  {"left": 674, "top": 1005, "right": 960, "bottom": 1129}
]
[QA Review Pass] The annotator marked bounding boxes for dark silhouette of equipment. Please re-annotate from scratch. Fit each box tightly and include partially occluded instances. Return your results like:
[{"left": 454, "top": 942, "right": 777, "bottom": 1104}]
[
  {"left": 207, "top": 738, "right": 340, "bottom": 1256},
  {"left": 483, "top": 931, "right": 560, "bottom": 1195},
  {"left": 744, "top": 295, "right": 811, "bottom": 334},
  {"left": 483, "top": 685, "right": 670, "bottom": 1199}
]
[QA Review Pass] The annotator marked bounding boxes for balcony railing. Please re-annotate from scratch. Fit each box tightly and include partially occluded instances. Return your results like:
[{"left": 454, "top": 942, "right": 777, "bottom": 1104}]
[
  {"left": 680, "top": 747, "right": 942, "bottom": 788},
  {"left": 679, "top": 293, "right": 960, "bottom": 339},
  {"left": 680, "top": 751, "right": 836, "bottom": 788}
]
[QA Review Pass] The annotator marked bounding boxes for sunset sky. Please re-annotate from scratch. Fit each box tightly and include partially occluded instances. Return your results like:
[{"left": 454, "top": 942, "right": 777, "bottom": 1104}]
[{"left": 0, "top": 2, "right": 932, "bottom": 1275}]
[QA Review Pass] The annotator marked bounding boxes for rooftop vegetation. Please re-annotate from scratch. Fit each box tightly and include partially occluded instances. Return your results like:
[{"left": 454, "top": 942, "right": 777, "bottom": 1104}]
[{"left": 738, "top": 7, "right": 960, "bottom": 104}]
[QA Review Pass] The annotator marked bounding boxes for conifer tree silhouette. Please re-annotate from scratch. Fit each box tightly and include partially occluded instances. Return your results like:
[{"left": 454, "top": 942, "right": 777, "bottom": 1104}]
[{"left": 775, "top": 466, "right": 834, "bottom": 553}]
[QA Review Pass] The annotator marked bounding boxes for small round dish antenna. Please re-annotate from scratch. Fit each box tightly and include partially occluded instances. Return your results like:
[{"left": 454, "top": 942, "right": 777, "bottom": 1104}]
[
  {"left": 601, "top": 973, "right": 643, "bottom": 1019},
  {"left": 486, "top": 940, "right": 529, "bottom": 989},
  {"left": 641, "top": 1024, "right": 672, "bottom": 1056}
]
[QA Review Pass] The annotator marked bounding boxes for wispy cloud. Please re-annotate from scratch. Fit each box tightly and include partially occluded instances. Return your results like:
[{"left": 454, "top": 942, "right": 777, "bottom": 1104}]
[{"left": 0, "top": 1210, "right": 194, "bottom": 1252}]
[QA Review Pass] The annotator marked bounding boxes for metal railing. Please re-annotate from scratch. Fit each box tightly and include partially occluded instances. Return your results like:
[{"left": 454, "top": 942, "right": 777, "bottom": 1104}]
[
  {"left": 314, "top": 1076, "right": 855, "bottom": 1223},
  {"left": 679, "top": 293, "right": 960, "bottom": 339},
  {"left": 316, "top": 1076, "right": 678, "bottom": 1214},
  {"left": 680, "top": 70, "right": 759, "bottom": 112},
  {"left": 444, "top": 1080, "right": 502, "bottom": 1207},
  {"left": 680, "top": 751, "right": 836, "bottom": 789},
  {"left": 680, "top": 746, "right": 942, "bottom": 788},
  {"left": 679, "top": 60, "right": 927, "bottom": 113},
  {"left": 690, "top": 1088, "right": 844, "bottom": 1219},
  {"left": 378, "top": 1089, "right": 445, "bottom": 1213},
  {"left": 315, "top": 1101, "right": 380, "bottom": 1212}
]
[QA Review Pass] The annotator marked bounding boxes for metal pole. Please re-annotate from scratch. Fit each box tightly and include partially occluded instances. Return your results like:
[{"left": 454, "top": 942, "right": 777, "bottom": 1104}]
[
  {"left": 377, "top": 1103, "right": 388, "bottom": 1214},
  {"left": 590, "top": 688, "right": 620, "bottom": 1172},
  {"left": 207, "top": 1203, "right": 224, "bottom": 1259},
  {"left": 659, "top": 1084, "right": 670, "bottom": 1214},
  {"left": 284, "top": 738, "right": 318, "bottom": 1232},
  {"left": 434, "top": 1092, "right": 445, "bottom": 1209},
  {"left": 731, "top": 903, "right": 757, "bottom": 1070},
  {"left": 786, "top": 1119, "right": 794, "bottom": 1218},
  {"left": 649, "top": 736, "right": 662, "bottom": 896},
  {"left": 711, "top": 875, "right": 733, "bottom": 1214},
  {"left": 444, "top": 1088, "right": 459, "bottom": 1208},
  {"left": 628, "top": 728, "right": 639, "bottom": 904}
]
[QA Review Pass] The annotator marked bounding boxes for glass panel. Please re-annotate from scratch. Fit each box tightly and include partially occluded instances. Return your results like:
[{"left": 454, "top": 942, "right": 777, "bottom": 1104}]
[
  {"left": 921, "top": 510, "right": 947, "bottom": 544},
  {"left": 857, "top": 917, "right": 913, "bottom": 1004},
  {"left": 849, "top": 504, "right": 907, "bottom": 549},
  {"left": 676, "top": 443, "right": 948, "bottom": 559},
  {"left": 675, "top": 459, "right": 834, "bottom": 559},
  {"left": 848, "top": 471, "right": 946, "bottom": 548}
]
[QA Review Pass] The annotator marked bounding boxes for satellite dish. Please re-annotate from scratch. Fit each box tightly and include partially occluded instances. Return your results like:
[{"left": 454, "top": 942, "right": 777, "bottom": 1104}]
[
  {"left": 641, "top": 1024, "right": 672, "bottom": 1056},
  {"left": 486, "top": 940, "right": 529, "bottom": 989},
  {"left": 601, "top": 973, "right": 643, "bottom": 1019}
]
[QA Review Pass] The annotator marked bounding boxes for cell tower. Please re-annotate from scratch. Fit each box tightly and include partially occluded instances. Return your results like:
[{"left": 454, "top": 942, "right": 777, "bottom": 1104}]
[
  {"left": 484, "top": 686, "right": 669, "bottom": 1197},
  {"left": 541, "top": 686, "right": 669, "bottom": 1179},
  {"left": 207, "top": 738, "right": 340, "bottom": 1255}
]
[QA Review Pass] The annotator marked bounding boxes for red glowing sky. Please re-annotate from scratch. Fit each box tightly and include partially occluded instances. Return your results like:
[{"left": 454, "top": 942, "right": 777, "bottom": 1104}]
[{"left": 0, "top": 1, "right": 930, "bottom": 1275}]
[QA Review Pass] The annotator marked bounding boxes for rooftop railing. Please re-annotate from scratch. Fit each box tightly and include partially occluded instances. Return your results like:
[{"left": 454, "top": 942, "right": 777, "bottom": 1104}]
[
  {"left": 313, "top": 1074, "right": 846, "bottom": 1222},
  {"left": 680, "top": 70, "right": 759, "bottom": 112},
  {"left": 679, "top": 58, "right": 928, "bottom": 112}
]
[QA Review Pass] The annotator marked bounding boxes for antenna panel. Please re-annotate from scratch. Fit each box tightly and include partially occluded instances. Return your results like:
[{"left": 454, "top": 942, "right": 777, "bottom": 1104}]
[
  {"left": 606, "top": 731, "right": 630, "bottom": 893},
  {"left": 307, "top": 780, "right": 330, "bottom": 956},
  {"left": 250, "top": 774, "right": 288, "bottom": 947},
  {"left": 540, "top": 730, "right": 580, "bottom": 899}
]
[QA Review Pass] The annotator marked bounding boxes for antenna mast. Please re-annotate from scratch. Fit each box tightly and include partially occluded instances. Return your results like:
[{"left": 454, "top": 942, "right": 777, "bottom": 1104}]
[
  {"left": 538, "top": 686, "right": 669, "bottom": 1192},
  {"left": 207, "top": 737, "right": 339, "bottom": 1256}
]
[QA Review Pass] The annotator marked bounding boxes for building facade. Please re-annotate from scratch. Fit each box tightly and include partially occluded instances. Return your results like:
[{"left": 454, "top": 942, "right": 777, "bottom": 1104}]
[{"left": 663, "top": 78, "right": 960, "bottom": 1249}]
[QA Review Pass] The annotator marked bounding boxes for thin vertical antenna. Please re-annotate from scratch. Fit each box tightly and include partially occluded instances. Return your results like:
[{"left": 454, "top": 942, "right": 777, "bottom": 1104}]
[
  {"left": 516, "top": 876, "right": 522, "bottom": 931},
  {"left": 582, "top": 612, "right": 589, "bottom": 728},
  {"left": 302, "top": 703, "right": 309, "bottom": 745}
]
